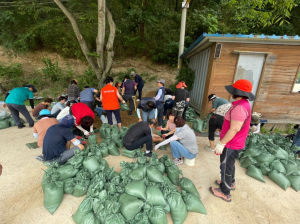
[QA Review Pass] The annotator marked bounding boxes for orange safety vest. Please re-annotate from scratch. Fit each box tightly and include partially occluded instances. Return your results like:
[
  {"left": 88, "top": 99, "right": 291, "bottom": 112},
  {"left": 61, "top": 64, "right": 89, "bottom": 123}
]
[{"left": 101, "top": 84, "right": 120, "bottom": 110}]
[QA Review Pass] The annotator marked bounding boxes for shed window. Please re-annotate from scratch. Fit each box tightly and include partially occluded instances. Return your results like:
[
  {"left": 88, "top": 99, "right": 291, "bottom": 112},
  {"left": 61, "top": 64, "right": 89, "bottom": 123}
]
[{"left": 292, "top": 72, "right": 300, "bottom": 93}]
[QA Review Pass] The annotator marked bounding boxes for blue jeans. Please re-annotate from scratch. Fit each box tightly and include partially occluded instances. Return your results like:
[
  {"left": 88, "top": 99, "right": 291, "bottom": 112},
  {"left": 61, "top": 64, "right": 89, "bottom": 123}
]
[
  {"left": 96, "top": 107, "right": 105, "bottom": 117},
  {"left": 163, "top": 99, "right": 174, "bottom": 116},
  {"left": 293, "top": 129, "right": 300, "bottom": 147},
  {"left": 106, "top": 109, "right": 121, "bottom": 125},
  {"left": 142, "top": 110, "right": 155, "bottom": 121},
  {"left": 170, "top": 141, "right": 197, "bottom": 159}
]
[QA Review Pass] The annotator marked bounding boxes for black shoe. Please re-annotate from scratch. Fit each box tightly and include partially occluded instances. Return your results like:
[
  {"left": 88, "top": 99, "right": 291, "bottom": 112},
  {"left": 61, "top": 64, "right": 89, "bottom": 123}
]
[
  {"left": 144, "top": 152, "right": 152, "bottom": 157},
  {"left": 29, "top": 124, "right": 34, "bottom": 127},
  {"left": 18, "top": 124, "right": 25, "bottom": 129},
  {"left": 128, "top": 111, "right": 132, "bottom": 116}
]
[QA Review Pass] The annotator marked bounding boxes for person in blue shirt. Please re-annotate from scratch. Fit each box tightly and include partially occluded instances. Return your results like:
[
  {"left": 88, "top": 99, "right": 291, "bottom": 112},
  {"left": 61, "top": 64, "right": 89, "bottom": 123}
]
[
  {"left": 79, "top": 86, "right": 98, "bottom": 111},
  {"left": 51, "top": 96, "right": 67, "bottom": 118},
  {"left": 154, "top": 79, "right": 165, "bottom": 127},
  {"left": 3, "top": 84, "right": 37, "bottom": 129},
  {"left": 130, "top": 71, "right": 144, "bottom": 101}
]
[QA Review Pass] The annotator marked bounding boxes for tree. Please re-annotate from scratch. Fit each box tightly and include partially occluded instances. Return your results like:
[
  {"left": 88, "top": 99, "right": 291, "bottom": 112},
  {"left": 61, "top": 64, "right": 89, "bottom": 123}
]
[{"left": 54, "top": 0, "right": 116, "bottom": 87}]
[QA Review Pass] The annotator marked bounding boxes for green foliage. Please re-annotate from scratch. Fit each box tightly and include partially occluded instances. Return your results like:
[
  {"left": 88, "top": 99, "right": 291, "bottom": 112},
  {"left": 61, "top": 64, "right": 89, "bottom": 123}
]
[
  {"left": 77, "top": 66, "right": 98, "bottom": 90},
  {"left": 41, "top": 58, "right": 63, "bottom": 82},
  {"left": 0, "top": 63, "right": 24, "bottom": 91}
]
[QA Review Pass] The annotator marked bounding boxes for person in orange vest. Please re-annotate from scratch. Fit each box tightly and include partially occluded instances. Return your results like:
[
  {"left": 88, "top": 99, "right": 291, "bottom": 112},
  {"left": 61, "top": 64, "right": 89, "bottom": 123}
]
[{"left": 100, "top": 77, "right": 125, "bottom": 130}]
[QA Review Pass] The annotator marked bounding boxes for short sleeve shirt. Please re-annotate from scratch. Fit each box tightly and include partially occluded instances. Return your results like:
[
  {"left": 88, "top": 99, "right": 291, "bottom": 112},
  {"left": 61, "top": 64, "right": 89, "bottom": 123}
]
[
  {"left": 33, "top": 103, "right": 48, "bottom": 117},
  {"left": 80, "top": 88, "right": 95, "bottom": 102},
  {"left": 212, "top": 98, "right": 229, "bottom": 109},
  {"left": 71, "top": 103, "right": 95, "bottom": 125},
  {"left": 33, "top": 118, "right": 59, "bottom": 147},
  {"left": 51, "top": 102, "right": 66, "bottom": 114},
  {"left": 5, "top": 87, "right": 33, "bottom": 105},
  {"left": 224, "top": 105, "right": 249, "bottom": 122},
  {"left": 134, "top": 74, "right": 144, "bottom": 85},
  {"left": 173, "top": 89, "right": 189, "bottom": 103}
]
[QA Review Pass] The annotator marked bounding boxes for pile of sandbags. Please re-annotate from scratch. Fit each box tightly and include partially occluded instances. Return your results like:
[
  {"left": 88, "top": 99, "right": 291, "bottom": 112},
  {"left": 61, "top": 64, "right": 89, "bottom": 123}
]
[
  {"left": 185, "top": 107, "right": 197, "bottom": 121},
  {"left": 192, "top": 113, "right": 212, "bottom": 133},
  {"left": 240, "top": 133, "right": 300, "bottom": 191},
  {"left": 0, "top": 113, "right": 24, "bottom": 129}
]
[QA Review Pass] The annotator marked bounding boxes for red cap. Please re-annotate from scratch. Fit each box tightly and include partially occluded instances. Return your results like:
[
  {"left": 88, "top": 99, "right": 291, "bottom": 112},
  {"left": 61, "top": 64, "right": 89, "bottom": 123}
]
[
  {"left": 176, "top": 81, "right": 187, "bottom": 89},
  {"left": 232, "top": 79, "right": 252, "bottom": 93}
]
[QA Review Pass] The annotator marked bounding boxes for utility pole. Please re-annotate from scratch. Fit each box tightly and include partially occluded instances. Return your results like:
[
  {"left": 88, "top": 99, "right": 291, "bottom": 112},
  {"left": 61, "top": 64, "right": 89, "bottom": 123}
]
[{"left": 177, "top": 0, "right": 190, "bottom": 71}]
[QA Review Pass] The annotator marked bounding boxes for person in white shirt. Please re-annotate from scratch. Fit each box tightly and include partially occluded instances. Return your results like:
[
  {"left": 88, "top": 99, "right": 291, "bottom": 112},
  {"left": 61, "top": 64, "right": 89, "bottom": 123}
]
[{"left": 56, "top": 100, "right": 76, "bottom": 122}]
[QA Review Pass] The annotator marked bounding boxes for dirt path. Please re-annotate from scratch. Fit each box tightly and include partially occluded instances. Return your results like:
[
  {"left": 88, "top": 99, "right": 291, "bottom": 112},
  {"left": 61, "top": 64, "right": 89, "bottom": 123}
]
[{"left": 1, "top": 109, "right": 300, "bottom": 223}]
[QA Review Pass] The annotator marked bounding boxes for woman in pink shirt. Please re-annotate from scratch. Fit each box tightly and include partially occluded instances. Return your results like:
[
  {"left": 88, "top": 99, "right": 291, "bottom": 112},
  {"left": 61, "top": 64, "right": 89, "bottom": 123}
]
[
  {"left": 158, "top": 111, "right": 176, "bottom": 139},
  {"left": 210, "top": 79, "right": 256, "bottom": 202}
]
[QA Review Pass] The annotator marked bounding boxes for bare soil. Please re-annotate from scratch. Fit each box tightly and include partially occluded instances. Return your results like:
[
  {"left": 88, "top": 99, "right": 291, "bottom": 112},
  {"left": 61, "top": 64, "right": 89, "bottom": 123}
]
[{"left": 1, "top": 106, "right": 300, "bottom": 224}]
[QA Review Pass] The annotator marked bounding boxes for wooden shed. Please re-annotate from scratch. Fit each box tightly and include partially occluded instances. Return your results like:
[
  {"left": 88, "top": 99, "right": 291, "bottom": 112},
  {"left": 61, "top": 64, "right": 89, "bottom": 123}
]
[{"left": 180, "top": 33, "right": 300, "bottom": 123}]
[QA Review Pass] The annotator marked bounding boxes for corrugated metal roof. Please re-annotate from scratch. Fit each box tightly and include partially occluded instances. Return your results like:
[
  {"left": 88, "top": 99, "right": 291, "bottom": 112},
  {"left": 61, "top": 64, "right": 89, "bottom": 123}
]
[{"left": 180, "top": 33, "right": 300, "bottom": 59}]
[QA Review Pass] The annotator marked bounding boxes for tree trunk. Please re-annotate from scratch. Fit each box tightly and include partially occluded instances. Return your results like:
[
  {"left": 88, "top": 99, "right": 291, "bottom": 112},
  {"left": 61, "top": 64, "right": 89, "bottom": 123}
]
[
  {"left": 97, "top": 0, "right": 106, "bottom": 76},
  {"left": 104, "top": 7, "right": 116, "bottom": 76}
]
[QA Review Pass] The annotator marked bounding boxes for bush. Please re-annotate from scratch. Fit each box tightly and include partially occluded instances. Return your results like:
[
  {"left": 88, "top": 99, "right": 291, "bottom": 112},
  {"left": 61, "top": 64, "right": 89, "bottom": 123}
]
[{"left": 0, "top": 63, "right": 24, "bottom": 91}]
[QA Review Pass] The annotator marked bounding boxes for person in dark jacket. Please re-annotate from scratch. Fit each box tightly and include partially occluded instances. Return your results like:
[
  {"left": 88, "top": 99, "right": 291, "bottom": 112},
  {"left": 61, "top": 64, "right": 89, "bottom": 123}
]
[
  {"left": 154, "top": 79, "right": 165, "bottom": 127},
  {"left": 130, "top": 71, "right": 144, "bottom": 101},
  {"left": 137, "top": 97, "right": 157, "bottom": 122},
  {"left": 122, "top": 75, "right": 137, "bottom": 115},
  {"left": 172, "top": 81, "right": 190, "bottom": 120},
  {"left": 163, "top": 88, "right": 173, "bottom": 120},
  {"left": 67, "top": 79, "right": 80, "bottom": 101},
  {"left": 80, "top": 86, "right": 98, "bottom": 111}
]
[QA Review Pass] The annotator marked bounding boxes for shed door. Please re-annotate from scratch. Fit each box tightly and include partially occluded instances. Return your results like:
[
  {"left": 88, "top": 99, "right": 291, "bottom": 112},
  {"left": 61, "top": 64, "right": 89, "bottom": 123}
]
[
  {"left": 234, "top": 54, "right": 266, "bottom": 107},
  {"left": 189, "top": 47, "right": 211, "bottom": 113}
]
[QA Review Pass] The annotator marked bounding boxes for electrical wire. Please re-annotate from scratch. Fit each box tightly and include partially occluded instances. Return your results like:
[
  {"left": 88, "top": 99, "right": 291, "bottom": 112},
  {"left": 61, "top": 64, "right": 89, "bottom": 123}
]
[{"left": 0, "top": 0, "right": 68, "bottom": 7}]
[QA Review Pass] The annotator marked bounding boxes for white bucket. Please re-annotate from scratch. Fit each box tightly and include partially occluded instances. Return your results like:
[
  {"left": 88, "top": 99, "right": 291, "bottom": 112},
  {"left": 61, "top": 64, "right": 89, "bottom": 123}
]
[{"left": 183, "top": 157, "right": 195, "bottom": 166}]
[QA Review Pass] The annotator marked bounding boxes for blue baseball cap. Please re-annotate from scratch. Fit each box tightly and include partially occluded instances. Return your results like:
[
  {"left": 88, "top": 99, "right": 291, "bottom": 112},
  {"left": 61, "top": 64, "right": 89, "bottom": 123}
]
[
  {"left": 60, "top": 115, "right": 75, "bottom": 128},
  {"left": 37, "top": 109, "right": 51, "bottom": 119}
]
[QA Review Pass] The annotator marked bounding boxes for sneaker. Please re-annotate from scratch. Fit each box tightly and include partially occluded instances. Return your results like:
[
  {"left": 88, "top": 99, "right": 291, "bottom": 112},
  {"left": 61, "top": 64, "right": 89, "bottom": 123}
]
[
  {"left": 215, "top": 180, "right": 236, "bottom": 190},
  {"left": 173, "top": 158, "right": 183, "bottom": 166},
  {"left": 144, "top": 152, "right": 152, "bottom": 157},
  {"left": 215, "top": 131, "right": 220, "bottom": 136},
  {"left": 36, "top": 155, "right": 45, "bottom": 162},
  {"left": 136, "top": 99, "right": 140, "bottom": 102},
  {"left": 18, "top": 124, "right": 25, "bottom": 129},
  {"left": 209, "top": 187, "right": 231, "bottom": 202},
  {"left": 205, "top": 146, "right": 214, "bottom": 153}
]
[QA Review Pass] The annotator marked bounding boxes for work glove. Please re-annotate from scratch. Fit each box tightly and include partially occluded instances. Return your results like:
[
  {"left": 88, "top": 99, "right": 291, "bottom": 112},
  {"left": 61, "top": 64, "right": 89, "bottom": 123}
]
[
  {"left": 157, "top": 127, "right": 162, "bottom": 131},
  {"left": 83, "top": 130, "right": 90, "bottom": 136},
  {"left": 122, "top": 100, "right": 126, "bottom": 104},
  {"left": 214, "top": 141, "right": 226, "bottom": 155},
  {"left": 162, "top": 134, "right": 167, "bottom": 139}
]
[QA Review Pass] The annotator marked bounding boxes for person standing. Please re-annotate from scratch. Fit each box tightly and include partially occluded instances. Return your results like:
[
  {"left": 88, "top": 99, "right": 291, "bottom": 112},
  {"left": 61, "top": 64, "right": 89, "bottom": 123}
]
[
  {"left": 154, "top": 79, "right": 165, "bottom": 128},
  {"left": 51, "top": 96, "right": 67, "bottom": 118},
  {"left": 33, "top": 98, "right": 53, "bottom": 118},
  {"left": 172, "top": 81, "right": 190, "bottom": 119},
  {"left": 122, "top": 75, "right": 137, "bottom": 115},
  {"left": 67, "top": 79, "right": 80, "bottom": 101},
  {"left": 137, "top": 97, "right": 157, "bottom": 122},
  {"left": 210, "top": 79, "right": 255, "bottom": 202},
  {"left": 130, "top": 71, "right": 144, "bottom": 101},
  {"left": 80, "top": 86, "right": 98, "bottom": 111},
  {"left": 100, "top": 77, "right": 125, "bottom": 130},
  {"left": 3, "top": 84, "right": 37, "bottom": 129},
  {"left": 163, "top": 88, "right": 174, "bottom": 120}
]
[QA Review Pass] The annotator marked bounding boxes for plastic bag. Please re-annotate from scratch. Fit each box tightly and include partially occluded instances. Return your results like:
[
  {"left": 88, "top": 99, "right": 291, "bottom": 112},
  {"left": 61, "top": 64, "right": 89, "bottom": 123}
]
[
  {"left": 88, "top": 134, "right": 97, "bottom": 145},
  {"left": 147, "top": 166, "right": 164, "bottom": 183},
  {"left": 56, "top": 165, "right": 79, "bottom": 181},
  {"left": 83, "top": 156, "right": 101, "bottom": 173},
  {"left": 246, "top": 165, "right": 266, "bottom": 183},
  {"left": 148, "top": 206, "right": 168, "bottom": 224},
  {"left": 166, "top": 165, "right": 180, "bottom": 186},
  {"left": 270, "top": 160, "right": 286, "bottom": 174},
  {"left": 179, "top": 177, "right": 200, "bottom": 198},
  {"left": 268, "top": 170, "right": 291, "bottom": 190},
  {"left": 72, "top": 197, "right": 93, "bottom": 224},
  {"left": 146, "top": 186, "right": 166, "bottom": 206},
  {"left": 129, "top": 166, "right": 147, "bottom": 180},
  {"left": 43, "top": 180, "right": 64, "bottom": 215},
  {"left": 167, "top": 191, "right": 188, "bottom": 224},
  {"left": 119, "top": 193, "right": 144, "bottom": 221},
  {"left": 100, "top": 146, "right": 109, "bottom": 158},
  {"left": 286, "top": 175, "right": 300, "bottom": 192},
  {"left": 181, "top": 190, "right": 206, "bottom": 214},
  {"left": 108, "top": 144, "right": 120, "bottom": 156},
  {"left": 125, "top": 180, "right": 147, "bottom": 200}
]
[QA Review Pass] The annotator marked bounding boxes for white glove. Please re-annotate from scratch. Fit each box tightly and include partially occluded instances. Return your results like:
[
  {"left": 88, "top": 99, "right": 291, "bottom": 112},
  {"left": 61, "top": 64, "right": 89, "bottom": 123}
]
[
  {"left": 214, "top": 141, "right": 226, "bottom": 155},
  {"left": 90, "top": 127, "right": 94, "bottom": 133},
  {"left": 83, "top": 130, "right": 90, "bottom": 136},
  {"left": 154, "top": 144, "right": 160, "bottom": 151},
  {"left": 121, "top": 100, "right": 125, "bottom": 104}
]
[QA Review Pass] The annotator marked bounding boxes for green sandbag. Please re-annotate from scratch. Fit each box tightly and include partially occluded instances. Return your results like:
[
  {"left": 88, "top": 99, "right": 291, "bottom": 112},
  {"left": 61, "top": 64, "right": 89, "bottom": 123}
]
[
  {"left": 122, "top": 149, "right": 136, "bottom": 156},
  {"left": 181, "top": 190, "right": 206, "bottom": 214},
  {"left": 100, "top": 127, "right": 111, "bottom": 139},
  {"left": 156, "top": 162, "right": 165, "bottom": 174},
  {"left": 63, "top": 178, "right": 75, "bottom": 194},
  {"left": 246, "top": 165, "right": 266, "bottom": 183},
  {"left": 107, "top": 144, "right": 120, "bottom": 156},
  {"left": 156, "top": 131, "right": 162, "bottom": 137},
  {"left": 115, "top": 139, "right": 124, "bottom": 149},
  {"left": 129, "top": 166, "right": 147, "bottom": 180},
  {"left": 270, "top": 160, "right": 286, "bottom": 174},
  {"left": 137, "top": 156, "right": 147, "bottom": 165},
  {"left": 286, "top": 175, "right": 300, "bottom": 192},
  {"left": 0, "top": 119, "right": 9, "bottom": 129},
  {"left": 256, "top": 152, "right": 276, "bottom": 163},
  {"left": 80, "top": 212, "right": 99, "bottom": 224},
  {"left": 67, "top": 153, "right": 84, "bottom": 168},
  {"left": 268, "top": 170, "right": 291, "bottom": 190},
  {"left": 72, "top": 197, "right": 93, "bottom": 224},
  {"left": 163, "top": 204, "right": 170, "bottom": 213},
  {"left": 280, "top": 160, "right": 299, "bottom": 176},
  {"left": 167, "top": 191, "right": 188, "bottom": 224},
  {"left": 146, "top": 186, "right": 166, "bottom": 206},
  {"left": 125, "top": 180, "right": 147, "bottom": 200},
  {"left": 120, "top": 103, "right": 130, "bottom": 111},
  {"left": 121, "top": 152, "right": 136, "bottom": 158},
  {"left": 99, "top": 159, "right": 109, "bottom": 172},
  {"left": 163, "top": 175, "right": 173, "bottom": 186},
  {"left": 105, "top": 213, "right": 126, "bottom": 224},
  {"left": 241, "top": 156, "right": 257, "bottom": 169},
  {"left": 162, "top": 119, "right": 167, "bottom": 128},
  {"left": 88, "top": 134, "right": 97, "bottom": 145},
  {"left": 119, "top": 193, "right": 144, "bottom": 221},
  {"left": 158, "top": 144, "right": 167, "bottom": 151},
  {"left": 100, "top": 146, "right": 109, "bottom": 158},
  {"left": 72, "top": 180, "right": 90, "bottom": 197},
  {"left": 258, "top": 164, "right": 271, "bottom": 176},
  {"left": 147, "top": 166, "right": 164, "bottom": 183},
  {"left": 148, "top": 206, "right": 168, "bottom": 224},
  {"left": 179, "top": 177, "right": 200, "bottom": 198},
  {"left": 43, "top": 180, "right": 64, "bottom": 215},
  {"left": 83, "top": 156, "right": 100, "bottom": 173},
  {"left": 267, "top": 146, "right": 288, "bottom": 160},
  {"left": 239, "top": 156, "right": 247, "bottom": 164},
  {"left": 243, "top": 146, "right": 262, "bottom": 158},
  {"left": 192, "top": 119, "right": 204, "bottom": 133},
  {"left": 166, "top": 165, "right": 180, "bottom": 186},
  {"left": 56, "top": 165, "right": 79, "bottom": 181}
]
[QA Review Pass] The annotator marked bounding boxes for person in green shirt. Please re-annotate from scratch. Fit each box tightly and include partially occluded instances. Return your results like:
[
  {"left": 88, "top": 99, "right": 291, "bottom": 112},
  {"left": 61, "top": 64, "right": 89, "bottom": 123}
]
[
  {"left": 208, "top": 94, "right": 230, "bottom": 113},
  {"left": 3, "top": 84, "right": 37, "bottom": 129}
]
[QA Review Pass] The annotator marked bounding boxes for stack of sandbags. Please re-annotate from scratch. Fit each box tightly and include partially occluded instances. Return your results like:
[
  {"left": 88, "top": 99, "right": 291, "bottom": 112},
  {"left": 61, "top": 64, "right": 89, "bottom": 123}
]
[
  {"left": 192, "top": 113, "right": 212, "bottom": 133},
  {"left": 240, "top": 133, "right": 300, "bottom": 191},
  {"left": 0, "top": 114, "right": 24, "bottom": 129}
]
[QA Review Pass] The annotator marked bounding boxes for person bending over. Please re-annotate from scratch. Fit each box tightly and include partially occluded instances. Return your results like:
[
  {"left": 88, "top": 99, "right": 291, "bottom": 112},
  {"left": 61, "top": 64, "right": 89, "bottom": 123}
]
[
  {"left": 42, "top": 115, "right": 84, "bottom": 165},
  {"left": 56, "top": 100, "right": 76, "bottom": 122},
  {"left": 157, "top": 111, "right": 176, "bottom": 139},
  {"left": 33, "top": 98, "right": 53, "bottom": 118},
  {"left": 80, "top": 86, "right": 98, "bottom": 111},
  {"left": 51, "top": 96, "right": 67, "bottom": 118},
  {"left": 137, "top": 97, "right": 157, "bottom": 122}
]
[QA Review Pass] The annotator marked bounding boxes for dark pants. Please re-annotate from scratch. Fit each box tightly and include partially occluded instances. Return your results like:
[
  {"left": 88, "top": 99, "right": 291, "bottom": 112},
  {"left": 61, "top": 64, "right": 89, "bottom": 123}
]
[
  {"left": 220, "top": 147, "right": 243, "bottom": 195},
  {"left": 124, "top": 135, "right": 152, "bottom": 151},
  {"left": 163, "top": 99, "right": 174, "bottom": 116},
  {"left": 81, "top": 101, "right": 94, "bottom": 112},
  {"left": 72, "top": 124, "right": 90, "bottom": 136},
  {"left": 137, "top": 84, "right": 144, "bottom": 100},
  {"left": 51, "top": 146, "right": 80, "bottom": 165},
  {"left": 7, "top": 103, "right": 34, "bottom": 126},
  {"left": 51, "top": 109, "right": 61, "bottom": 118},
  {"left": 208, "top": 114, "right": 224, "bottom": 141},
  {"left": 161, "top": 130, "right": 173, "bottom": 139},
  {"left": 182, "top": 104, "right": 189, "bottom": 120},
  {"left": 106, "top": 109, "right": 121, "bottom": 125},
  {"left": 123, "top": 94, "right": 134, "bottom": 112}
]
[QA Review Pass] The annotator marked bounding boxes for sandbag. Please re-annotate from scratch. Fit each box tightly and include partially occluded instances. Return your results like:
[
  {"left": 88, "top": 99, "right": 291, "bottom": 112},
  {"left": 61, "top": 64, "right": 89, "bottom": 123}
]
[
  {"left": 243, "top": 146, "right": 262, "bottom": 158},
  {"left": 107, "top": 144, "right": 120, "bottom": 156},
  {"left": 256, "top": 152, "right": 276, "bottom": 163},
  {"left": 0, "top": 119, "right": 9, "bottom": 129},
  {"left": 179, "top": 177, "right": 200, "bottom": 198},
  {"left": 121, "top": 152, "right": 136, "bottom": 158},
  {"left": 80, "top": 212, "right": 99, "bottom": 224},
  {"left": 119, "top": 193, "right": 144, "bottom": 221},
  {"left": 163, "top": 204, "right": 170, "bottom": 213},
  {"left": 268, "top": 146, "right": 288, "bottom": 160},
  {"left": 56, "top": 165, "right": 79, "bottom": 181},
  {"left": 166, "top": 165, "right": 180, "bottom": 186},
  {"left": 72, "top": 180, "right": 90, "bottom": 197},
  {"left": 241, "top": 156, "right": 257, "bottom": 169},
  {"left": 83, "top": 156, "right": 100, "bottom": 173},
  {"left": 63, "top": 178, "right": 75, "bottom": 194},
  {"left": 192, "top": 119, "right": 204, "bottom": 133},
  {"left": 68, "top": 153, "right": 84, "bottom": 168},
  {"left": 115, "top": 139, "right": 124, "bottom": 149},
  {"left": 146, "top": 186, "right": 166, "bottom": 206},
  {"left": 270, "top": 160, "right": 286, "bottom": 174},
  {"left": 286, "top": 175, "right": 300, "bottom": 192},
  {"left": 100, "top": 126, "right": 111, "bottom": 139},
  {"left": 43, "top": 180, "right": 64, "bottom": 215},
  {"left": 100, "top": 146, "right": 109, "bottom": 158},
  {"left": 72, "top": 197, "right": 93, "bottom": 224},
  {"left": 167, "top": 191, "right": 188, "bottom": 224},
  {"left": 281, "top": 159, "right": 299, "bottom": 176},
  {"left": 129, "top": 166, "right": 147, "bottom": 180},
  {"left": 88, "top": 134, "right": 97, "bottom": 145},
  {"left": 120, "top": 103, "right": 130, "bottom": 111},
  {"left": 148, "top": 206, "right": 167, "bottom": 224},
  {"left": 246, "top": 165, "right": 266, "bottom": 183},
  {"left": 158, "top": 144, "right": 167, "bottom": 151},
  {"left": 163, "top": 175, "right": 174, "bottom": 186},
  {"left": 268, "top": 170, "right": 291, "bottom": 190},
  {"left": 147, "top": 166, "right": 164, "bottom": 183},
  {"left": 257, "top": 163, "right": 272, "bottom": 176},
  {"left": 105, "top": 213, "right": 126, "bottom": 224},
  {"left": 125, "top": 180, "right": 147, "bottom": 200},
  {"left": 181, "top": 191, "right": 206, "bottom": 214}
]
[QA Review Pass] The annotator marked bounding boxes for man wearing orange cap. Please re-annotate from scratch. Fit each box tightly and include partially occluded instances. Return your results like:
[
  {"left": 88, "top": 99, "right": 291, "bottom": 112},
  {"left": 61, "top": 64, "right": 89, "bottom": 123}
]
[
  {"left": 172, "top": 81, "right": 190, "bottom": 119},
  {"left": 210, "top": 79, "right": 255, "bottom": 202}
]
